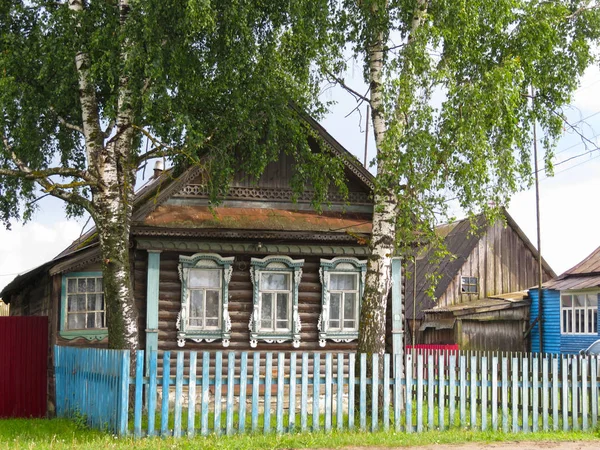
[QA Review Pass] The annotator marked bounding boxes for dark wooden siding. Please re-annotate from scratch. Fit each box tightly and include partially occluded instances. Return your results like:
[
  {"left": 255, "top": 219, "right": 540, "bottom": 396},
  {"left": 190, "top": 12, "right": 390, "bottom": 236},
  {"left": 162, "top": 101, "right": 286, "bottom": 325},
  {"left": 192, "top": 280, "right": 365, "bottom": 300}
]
[
  {"left": 149, "top": 251, "right": 361, "bottom": 354},
  {"left": 439, "top": 222, "right": 553, "bottom": 308},
  {"left": 457, "top": 319, "right": 528, "bottom": 352}
]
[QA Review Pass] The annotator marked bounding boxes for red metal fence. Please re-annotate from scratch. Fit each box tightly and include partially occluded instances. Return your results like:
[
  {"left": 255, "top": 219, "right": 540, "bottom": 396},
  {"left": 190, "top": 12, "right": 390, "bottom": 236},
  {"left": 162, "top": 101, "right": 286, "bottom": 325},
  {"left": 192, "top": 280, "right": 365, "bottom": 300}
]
[{"left": 0, "top": 316, "right": 48, "bottom": 418}]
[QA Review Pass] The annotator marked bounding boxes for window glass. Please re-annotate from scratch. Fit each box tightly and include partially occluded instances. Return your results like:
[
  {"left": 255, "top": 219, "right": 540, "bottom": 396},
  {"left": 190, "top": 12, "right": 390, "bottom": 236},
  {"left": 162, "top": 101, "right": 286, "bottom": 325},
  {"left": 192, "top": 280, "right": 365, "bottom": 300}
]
[
  {"left": 261, "top": 293, "right": 273, "bottom": 329},
  {"left": 261, "top": 273, "right": 289, "bottom": 290},
  {"left": 189, "top": 269, "right": 220, "bottom": 289},
  {"left": 330, "top": 274, "right": 357, "bottom": 291},
  {"left": 561, "top": 295, "right": 572, "bottom": 307},
  {"left": 276, "top": 294, "right": 288, "bottom": 329},
  {"left": 588, "top": 294, "right": 598, "bottom": 307},
  {"left": 65, "top": 276, "right": 105, "bottom": 330}
]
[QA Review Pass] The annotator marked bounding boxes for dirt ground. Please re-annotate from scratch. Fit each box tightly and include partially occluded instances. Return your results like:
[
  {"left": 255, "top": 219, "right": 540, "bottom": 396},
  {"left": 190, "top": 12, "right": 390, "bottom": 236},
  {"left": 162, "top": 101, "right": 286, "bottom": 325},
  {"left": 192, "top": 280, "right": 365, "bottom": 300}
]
[{"left": 330, "top": 442, "right": 600, "bottom": 450}]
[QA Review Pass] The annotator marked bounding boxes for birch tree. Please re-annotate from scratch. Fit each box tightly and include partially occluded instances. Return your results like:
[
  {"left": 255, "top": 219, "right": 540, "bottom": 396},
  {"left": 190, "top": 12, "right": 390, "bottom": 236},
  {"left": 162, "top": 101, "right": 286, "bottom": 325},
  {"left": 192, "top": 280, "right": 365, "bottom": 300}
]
[
  {"left": 0, "top": 0, "right": 344, "bottom": 350},
  {"left": 329, "top": 0, "right": 600, "bottom": 355}
]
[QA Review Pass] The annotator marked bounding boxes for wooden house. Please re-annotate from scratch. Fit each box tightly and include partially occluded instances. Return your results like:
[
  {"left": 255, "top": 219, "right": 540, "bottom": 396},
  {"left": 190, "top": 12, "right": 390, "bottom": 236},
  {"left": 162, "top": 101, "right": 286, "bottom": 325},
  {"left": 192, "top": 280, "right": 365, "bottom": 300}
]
[
  {"left": 1, "top": 116, "right": 404, "bottom": 375},
  {"left": 405, "top": 210, "right": 555, "bottom": 351},
  {"left": 529, "top": 245, "right": 600, "bottom": 354}
]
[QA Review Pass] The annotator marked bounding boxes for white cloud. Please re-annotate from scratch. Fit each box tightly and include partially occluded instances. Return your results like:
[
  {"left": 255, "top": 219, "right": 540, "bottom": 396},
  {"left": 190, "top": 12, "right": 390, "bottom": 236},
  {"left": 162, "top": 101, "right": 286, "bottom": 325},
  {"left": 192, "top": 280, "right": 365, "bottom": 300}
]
[{"left": 0, "top": 220, "right": 83, "bottom": 293}]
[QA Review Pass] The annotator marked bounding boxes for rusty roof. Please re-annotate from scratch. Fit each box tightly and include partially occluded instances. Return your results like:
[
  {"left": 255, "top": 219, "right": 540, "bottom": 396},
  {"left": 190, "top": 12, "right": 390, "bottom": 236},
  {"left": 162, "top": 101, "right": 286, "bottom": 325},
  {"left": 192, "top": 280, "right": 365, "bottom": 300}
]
[{"left": 142, "top": 205, "right": 372, "bottom": 234}]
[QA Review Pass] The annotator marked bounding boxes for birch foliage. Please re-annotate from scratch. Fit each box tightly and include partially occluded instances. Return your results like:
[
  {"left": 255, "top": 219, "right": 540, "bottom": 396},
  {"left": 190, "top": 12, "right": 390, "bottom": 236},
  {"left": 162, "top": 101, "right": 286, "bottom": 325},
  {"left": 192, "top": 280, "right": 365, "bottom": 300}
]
[
  {"left": 329, "top": 0, "right": 600, "bottom": 355},
  {"left": 0, "top": 0, "right": 344, "bottom": 349}
]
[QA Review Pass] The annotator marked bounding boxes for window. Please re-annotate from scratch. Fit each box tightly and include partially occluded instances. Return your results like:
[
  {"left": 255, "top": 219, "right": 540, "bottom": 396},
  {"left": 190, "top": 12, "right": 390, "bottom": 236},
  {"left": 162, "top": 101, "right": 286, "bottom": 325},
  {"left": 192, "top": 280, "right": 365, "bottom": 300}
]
[
  {"left": 60, "top": 272, "right": 106, "bottom": 341},
  {"left": 461, "top": 276, "right": 478, "bottom": 294},
  {"left": 318, "top": 257, "right": 366, "bottom": 347},
  {"left": 561, "top": 292, "right": 598, "bottom": 335},
  {"left": 249, "top": 256, "right": 304, "bottom": 348},
  {"left": 178, "top": 253, "right": 234, "bottom": 347}
]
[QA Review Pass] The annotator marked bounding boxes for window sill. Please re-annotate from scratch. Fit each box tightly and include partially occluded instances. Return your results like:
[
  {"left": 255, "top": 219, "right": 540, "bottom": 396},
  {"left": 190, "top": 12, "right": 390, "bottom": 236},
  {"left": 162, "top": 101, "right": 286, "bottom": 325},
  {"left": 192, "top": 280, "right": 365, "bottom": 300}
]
[
  {"left": 319, "top": 331, "right": 358, "bottom": 347},
  {"left": 59, "top": 330, "right": 108, "bottom": 341},
  {"left": 177, "top": 330, "right": 230, "bottom": 348}
]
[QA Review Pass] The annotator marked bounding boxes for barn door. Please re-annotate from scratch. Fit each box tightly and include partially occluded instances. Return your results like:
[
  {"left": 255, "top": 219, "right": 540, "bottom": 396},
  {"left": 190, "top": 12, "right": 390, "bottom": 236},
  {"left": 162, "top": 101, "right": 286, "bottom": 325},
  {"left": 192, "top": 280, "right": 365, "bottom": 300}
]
[{"left": 0, "top": 316, "right": 48, "bottom": 418}]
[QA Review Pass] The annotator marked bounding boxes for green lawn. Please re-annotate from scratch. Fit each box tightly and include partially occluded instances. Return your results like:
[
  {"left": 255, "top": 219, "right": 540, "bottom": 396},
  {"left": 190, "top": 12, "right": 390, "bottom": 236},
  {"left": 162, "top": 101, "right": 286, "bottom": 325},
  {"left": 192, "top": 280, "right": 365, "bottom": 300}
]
[{"left": 2, "top": 418, "right": 600, "bottom": 450}]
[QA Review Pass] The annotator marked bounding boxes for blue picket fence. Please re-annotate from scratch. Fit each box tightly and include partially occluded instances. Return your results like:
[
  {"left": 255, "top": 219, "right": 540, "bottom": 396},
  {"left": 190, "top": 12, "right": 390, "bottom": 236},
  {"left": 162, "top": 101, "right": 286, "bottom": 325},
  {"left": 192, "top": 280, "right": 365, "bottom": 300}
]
[
  {"left": 54, "top": 346, "right": 129, "bottom": 434},
  {"left": 54, "top": 346, "right": 600, "bottom": 437}
]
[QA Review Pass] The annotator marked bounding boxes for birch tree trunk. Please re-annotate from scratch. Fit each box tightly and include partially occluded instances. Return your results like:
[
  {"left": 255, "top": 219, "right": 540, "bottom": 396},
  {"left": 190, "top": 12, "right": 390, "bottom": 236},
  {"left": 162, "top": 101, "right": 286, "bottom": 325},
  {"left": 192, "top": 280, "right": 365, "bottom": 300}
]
[
  {"left": 357, "top": 0, "right": 428, "bottom": 357},
  {"left": 69, "top": 0, "right": 140, "bottom": 351},
  {"left": 357, "top": 20, "right": 396, "bottom": 356}
]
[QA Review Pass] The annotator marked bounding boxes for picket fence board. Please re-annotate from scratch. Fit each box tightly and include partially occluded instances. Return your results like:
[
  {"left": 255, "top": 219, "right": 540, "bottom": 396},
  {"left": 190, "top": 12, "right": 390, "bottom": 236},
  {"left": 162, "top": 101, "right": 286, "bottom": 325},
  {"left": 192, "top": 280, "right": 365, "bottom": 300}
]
[{"left": 54, "top": 347, "right": 600, "bottom": 438}]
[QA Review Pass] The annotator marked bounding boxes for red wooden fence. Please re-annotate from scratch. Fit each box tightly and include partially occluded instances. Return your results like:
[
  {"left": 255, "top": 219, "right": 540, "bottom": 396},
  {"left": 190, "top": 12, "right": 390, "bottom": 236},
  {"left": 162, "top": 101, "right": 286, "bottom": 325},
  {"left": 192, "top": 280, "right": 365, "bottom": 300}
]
[{"left": 0, "top": 316, "right": 48, "bottom": 418}]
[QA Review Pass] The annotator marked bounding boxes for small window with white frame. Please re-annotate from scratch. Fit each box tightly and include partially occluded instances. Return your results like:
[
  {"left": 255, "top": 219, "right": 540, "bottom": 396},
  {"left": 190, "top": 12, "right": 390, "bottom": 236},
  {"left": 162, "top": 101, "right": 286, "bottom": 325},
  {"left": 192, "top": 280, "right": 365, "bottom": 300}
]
[
  {"left": 461, "top": 276, "right": 478, "bottom": 294},
  {"left": 318, "top": 257, "right": 366, "bottom": 347},
  {"left": 561, "top": 292, "right": 598, "bottom": 335},
  {"left": 60, "top": 272, "right": 107, "bottom": 341},
  {"left": 178, "top": 253, "right": 234, "bottom": 347},
  {"left": 249, "top": 256, "right": 304, "bottom": 348}
]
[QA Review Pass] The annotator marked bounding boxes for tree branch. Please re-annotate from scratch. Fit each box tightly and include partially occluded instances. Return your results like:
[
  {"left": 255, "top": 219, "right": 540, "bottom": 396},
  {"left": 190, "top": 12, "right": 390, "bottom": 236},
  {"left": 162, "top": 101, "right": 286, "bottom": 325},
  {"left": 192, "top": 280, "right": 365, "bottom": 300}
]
[
  {"left": 324, "top": 70, "right": 372, "bottom": 104},
  {"left": 567, "top": 2, "right": 600, "bottom": 19},
  {"left": 49, "top": 106, "right": 84, "bottom": 134}
]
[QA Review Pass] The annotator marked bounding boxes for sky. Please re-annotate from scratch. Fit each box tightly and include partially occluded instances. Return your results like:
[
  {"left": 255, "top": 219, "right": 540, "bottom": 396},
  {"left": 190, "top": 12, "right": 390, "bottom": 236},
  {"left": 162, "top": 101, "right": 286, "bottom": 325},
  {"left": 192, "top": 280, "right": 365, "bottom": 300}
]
[{"left": 2, "top": 65, "right": 600, "bottom": 293}]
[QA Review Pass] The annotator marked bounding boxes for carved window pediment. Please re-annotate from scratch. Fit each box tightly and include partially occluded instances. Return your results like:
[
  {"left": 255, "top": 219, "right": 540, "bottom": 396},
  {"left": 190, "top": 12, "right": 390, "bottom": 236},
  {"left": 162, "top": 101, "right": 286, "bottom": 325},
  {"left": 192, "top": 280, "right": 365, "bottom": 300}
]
[
  {"left": 318, "top": 257, "right": 367, "bottom": 347},
  {"left": 178, "top": 253, "right": 234, "bottom": 347},
  {"left": 249, "top": 256, "right": 304, "bottom": 348}
]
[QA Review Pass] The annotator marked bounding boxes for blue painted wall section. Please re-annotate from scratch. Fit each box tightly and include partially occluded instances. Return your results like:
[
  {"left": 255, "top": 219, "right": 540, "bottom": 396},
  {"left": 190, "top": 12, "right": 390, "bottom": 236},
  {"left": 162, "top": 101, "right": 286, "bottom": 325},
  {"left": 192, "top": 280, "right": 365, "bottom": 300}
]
[
  {"left": 529, "top": 288, "right": 560, "bottom": 354},
  {"left": 530, "top": 288, "right": 600, "bottom": 354}
]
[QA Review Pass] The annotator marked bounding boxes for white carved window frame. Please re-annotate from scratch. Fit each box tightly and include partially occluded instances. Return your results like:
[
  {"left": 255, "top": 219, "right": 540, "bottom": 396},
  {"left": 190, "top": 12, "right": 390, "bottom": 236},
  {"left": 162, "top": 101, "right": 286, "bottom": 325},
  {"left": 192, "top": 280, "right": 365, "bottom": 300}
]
[
  {"left": 177, "top": 253, "right": 234, "bottom": 347},
  {"left": 318, "top": 257, "right": 367, "bottom": 347},
  {"left": 249, "top": 255, "right": 304, "bottom": 348}
]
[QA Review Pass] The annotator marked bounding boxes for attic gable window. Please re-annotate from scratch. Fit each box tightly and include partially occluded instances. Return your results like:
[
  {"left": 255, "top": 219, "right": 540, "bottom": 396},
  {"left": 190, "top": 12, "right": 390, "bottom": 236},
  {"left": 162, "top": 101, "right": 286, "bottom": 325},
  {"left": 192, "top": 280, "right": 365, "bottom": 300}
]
[
  {"left": 318, "top": 257, "right": 367, "bottom": 347},
  {"left": 60, "top": 272, "right": 107, "bottom": 341},
  {"left": 561, "top": 292, "right": 598, "bottom": 335},
  {"left": 177, "top": 253, "right": 234, "bottom": 347},
  {"left": 461, "top": 276, "right": 478, "bottom": 294},
  {"left": 249, "top": 256, "right": 304, "bottom": 348}
]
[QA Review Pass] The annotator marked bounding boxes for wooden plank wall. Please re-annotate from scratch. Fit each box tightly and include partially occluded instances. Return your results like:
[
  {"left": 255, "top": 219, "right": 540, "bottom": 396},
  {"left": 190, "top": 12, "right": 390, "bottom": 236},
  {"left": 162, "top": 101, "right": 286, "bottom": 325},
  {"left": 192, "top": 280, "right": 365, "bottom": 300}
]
[
  {"left": 439, "top": 222, "right": 553, "bottom": 308},
  {"left": 147, "top": 251, "right": 360, "bottom": 355}
]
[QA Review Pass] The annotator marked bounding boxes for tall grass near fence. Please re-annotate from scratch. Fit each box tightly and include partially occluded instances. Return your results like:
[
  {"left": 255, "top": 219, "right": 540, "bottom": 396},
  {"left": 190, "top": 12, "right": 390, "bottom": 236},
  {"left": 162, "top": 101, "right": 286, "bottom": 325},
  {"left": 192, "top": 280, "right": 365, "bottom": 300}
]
[{"left": 54, "top": 346, "right": 600, "bottom": 438}]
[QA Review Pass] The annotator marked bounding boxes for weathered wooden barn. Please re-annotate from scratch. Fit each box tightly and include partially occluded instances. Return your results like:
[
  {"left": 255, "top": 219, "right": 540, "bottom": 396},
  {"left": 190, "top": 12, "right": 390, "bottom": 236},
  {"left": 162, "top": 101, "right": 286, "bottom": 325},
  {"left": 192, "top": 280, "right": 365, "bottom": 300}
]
[
  {"left": 405, "top": 210, "right": 555, "bottom": 351},
  {"left": 530, "top": 245, "right": 600, "bottom": 354},
  {"left": 1, "top": 116, "right": 405, "bottom": 371}
]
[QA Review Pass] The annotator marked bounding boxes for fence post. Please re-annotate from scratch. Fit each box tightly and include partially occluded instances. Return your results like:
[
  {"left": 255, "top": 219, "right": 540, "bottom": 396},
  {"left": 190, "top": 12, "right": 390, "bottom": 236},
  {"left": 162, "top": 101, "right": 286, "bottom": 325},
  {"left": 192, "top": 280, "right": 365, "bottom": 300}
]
[{"left": 118, "top": 350, "right": 130, "bottom": 437}]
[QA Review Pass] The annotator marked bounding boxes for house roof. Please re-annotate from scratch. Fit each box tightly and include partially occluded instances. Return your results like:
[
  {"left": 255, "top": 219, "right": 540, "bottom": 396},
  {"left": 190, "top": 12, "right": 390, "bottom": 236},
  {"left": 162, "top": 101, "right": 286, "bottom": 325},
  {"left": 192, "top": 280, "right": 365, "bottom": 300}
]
[
  {"left": 141, "top": 205, "right": 371, "bottom": 234},
  {"left": 405, "top": 209, "right": 554, "bottom": 321},
  {"left": 543, "top": 245, "right": 600, "bottom": 290}
]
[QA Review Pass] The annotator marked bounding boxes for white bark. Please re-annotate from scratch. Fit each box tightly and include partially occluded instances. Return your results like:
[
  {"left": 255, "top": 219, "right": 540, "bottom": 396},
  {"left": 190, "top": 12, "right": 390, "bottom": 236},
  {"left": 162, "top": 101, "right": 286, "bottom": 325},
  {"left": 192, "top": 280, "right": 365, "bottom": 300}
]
[
  {"left": 358, "top": 0, "right": 428, "bottom": 355},
  {"left": 68, "top": 0, "right": 139, "bottom": 351}
]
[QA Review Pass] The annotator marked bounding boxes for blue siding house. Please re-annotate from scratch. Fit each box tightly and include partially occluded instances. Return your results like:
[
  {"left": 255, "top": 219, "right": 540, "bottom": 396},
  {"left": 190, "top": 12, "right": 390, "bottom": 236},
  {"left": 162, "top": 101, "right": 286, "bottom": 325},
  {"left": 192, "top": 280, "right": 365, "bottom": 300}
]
[{"left": 530, "top": 246, "right": 600, "bottom": 354}]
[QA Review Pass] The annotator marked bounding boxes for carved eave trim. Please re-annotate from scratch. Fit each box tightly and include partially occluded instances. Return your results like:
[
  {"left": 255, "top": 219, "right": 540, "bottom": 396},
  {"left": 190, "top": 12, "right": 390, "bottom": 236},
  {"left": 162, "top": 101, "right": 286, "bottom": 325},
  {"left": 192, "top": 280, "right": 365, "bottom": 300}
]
[
  {"left": 135, "top": 239, "right": 370, "bottom": 256},
  {"left": 132, "top": 227, "right": 370, "bottom": 242},
  {"left": 132, "top": 165, "right": 203, "bottom": 222},
  {"left": 49, "top": 247, "right": 102, "bottom": 276}
]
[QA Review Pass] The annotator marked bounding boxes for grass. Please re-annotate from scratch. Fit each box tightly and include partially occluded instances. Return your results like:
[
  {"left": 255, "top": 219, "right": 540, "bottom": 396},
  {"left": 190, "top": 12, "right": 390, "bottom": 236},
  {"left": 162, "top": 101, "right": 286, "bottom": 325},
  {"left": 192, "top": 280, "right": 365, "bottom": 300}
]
[{"left": 2, "top": 418, "right": 600, "bottom": 450}]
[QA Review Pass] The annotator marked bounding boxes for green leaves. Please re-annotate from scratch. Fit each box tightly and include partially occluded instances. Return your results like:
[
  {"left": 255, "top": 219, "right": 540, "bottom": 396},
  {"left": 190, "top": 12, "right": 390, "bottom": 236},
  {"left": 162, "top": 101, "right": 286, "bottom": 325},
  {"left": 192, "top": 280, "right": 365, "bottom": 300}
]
[{"left": 329, "top": 0, "right": 600, "bottom": 254}]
